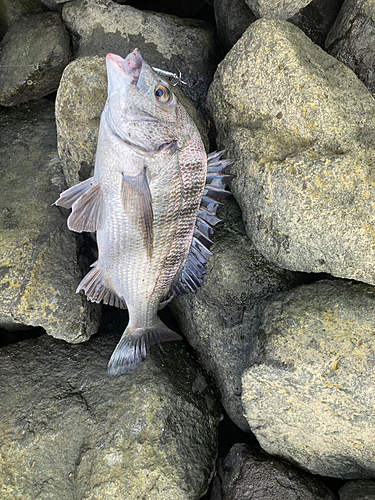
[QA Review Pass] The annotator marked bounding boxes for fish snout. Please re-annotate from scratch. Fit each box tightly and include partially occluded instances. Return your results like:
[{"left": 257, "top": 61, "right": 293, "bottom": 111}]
[{"left": 106, "top": 50, "right": 143, "bottom": 84}]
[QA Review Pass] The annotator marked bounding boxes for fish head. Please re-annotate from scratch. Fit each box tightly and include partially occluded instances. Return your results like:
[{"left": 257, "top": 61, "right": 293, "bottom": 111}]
[{"left": 104, "top": 49, "right": 196, "bottom": 155}]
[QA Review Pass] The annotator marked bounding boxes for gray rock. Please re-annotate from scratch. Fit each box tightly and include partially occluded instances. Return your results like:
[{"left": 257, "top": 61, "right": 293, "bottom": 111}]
[
  {"left": 0, "top": 100, "right": 99, "bottom": 342},
  {"left": 242, "top": 279, "right": 375, "bottom": 479},
  {"left": 0, "top": 0, "right": 47, "bottom": 39},
  {"left": 62, "top": 0, "right": 219, "bottom": 113},
  {"left": 214, "top": 0, "right": 256, "bottom": 54},
  {"left": 0, "top": 12, "right": 71, "bottom": 106},
  {"left": 171, "top": 196, "right": 301, "bottom": 432},
  {"left": 55, "top": 55, "right": 209, "bottom": 187},
  {"left": 325, "top": 0, "right": 375, "bottom": 97},
  {"left": 339, "top": 480, "right": 375, "bottom": 500},
  {"left": 210, "top": 443, "right": 336, "bottom": 500},
  {"left": 243, "top": 0, "right": 313, "bottom": 19},
  {"left": 0, "top": 322, "right": 220, "bottom": 499},
  {"left": 288, "top": 0, "right": 343, "bottom": 47},
  {"left": 207, "top": 19, "right": 375, "bottom": 286}
]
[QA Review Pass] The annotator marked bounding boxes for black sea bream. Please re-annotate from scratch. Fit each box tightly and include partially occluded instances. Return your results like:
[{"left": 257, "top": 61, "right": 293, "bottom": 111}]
[{"left": 55, "top": 49, "right": 234, "bottom": 376}]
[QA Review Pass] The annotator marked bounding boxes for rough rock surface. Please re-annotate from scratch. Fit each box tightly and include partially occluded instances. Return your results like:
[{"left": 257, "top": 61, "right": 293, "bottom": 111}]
[
  {"left": 242, "top": 279, "right": 375, "bottom": 479},
  {"left": 210, "top": 443, "right": 336, "bottom": 500},
  {"left": 62, "top": 0, "right": 219, "bottom": 113},
  {"left": 56, "top": 55, "right": 209, "bottom": 187},
  {"left": 214, "top": 0, "right": 256, "bottom": 53},
  {"left": 244, "top": 0, "right": 313, "bottom": 19},
  {"left": 0, "top": 12, "right": 71, "bottom": 106},
  {"left": 207, "top": 19, "right": 375, "bottom": 285},
  {"left": 339, "top": 480, "right": 375, "bottom": 500},
  {"left": 0, "top": 0, "right": 47, "bottom": 39},
  {"left": 171, "top": 196, "right": 301, "bottom": 432},
  {"left": 0, "top": 100, "right": 99, "bottom": 342},
  {"left": 0, "top": 317, "right": 220, "bottom": 500},
  {"left": 325, "top": 0, "right": 375, "bottom": 96}
]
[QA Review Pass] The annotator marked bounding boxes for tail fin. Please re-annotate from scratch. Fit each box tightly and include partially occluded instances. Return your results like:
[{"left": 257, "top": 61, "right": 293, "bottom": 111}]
[{"left": 107, "top": 318, "right": 182, "bottom": 376}]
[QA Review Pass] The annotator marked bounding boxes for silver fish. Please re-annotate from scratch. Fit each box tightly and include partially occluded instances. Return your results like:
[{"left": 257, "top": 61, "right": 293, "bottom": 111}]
[{"left": 55, "top": 49, "right": 234, "bottom": 376}]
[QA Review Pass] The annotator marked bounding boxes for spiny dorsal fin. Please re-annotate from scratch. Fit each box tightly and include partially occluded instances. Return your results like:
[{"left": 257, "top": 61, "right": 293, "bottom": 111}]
[
  {"left": 77, "top": 261, "right": 127, "bottom": 309},
  {"left": 68, "top": 182, "right": 104, "bottom": 233},
  {"left": 168, "top": 150, "right": 235, "bottom": 298},
  {"left": 122, "top": 167, "right": 153, "bottom": 257}
]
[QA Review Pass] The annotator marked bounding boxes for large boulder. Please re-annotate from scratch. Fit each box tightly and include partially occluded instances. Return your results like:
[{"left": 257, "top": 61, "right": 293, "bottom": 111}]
[
  {"left": 243, "top": 0, "right": 313, "bottom": 19},
  {"left": 0, "top": 100, "right": 99, "bottom": 342},
  {"left": 326, "top": 0, "right": 375, "bottom": 97},
  {"left": 0, "top": 316, "right": 220, "bottom": 499},
  {"left": 242, "top": 279, "right": 375, "bottom": 479},
  {"left": 210, "top": 443, "right": 336, "bottom": 500},
  {"left": 207, "top": 19, "right": 375, "bottom": 286},
  {"left": 0, "top": 12, "right": 71, "bottom": 106},
  {"left": 171, "top": 196, "right": 301, "bottom": 432},
  {"left": 62, "top": 0, "right": 219, "bottom": 113}
]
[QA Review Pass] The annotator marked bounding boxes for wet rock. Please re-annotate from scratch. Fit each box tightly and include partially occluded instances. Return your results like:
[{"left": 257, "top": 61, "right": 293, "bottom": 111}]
[
  {"left": 0, "top": 0, "right": 47, "bottom": 40},
  {"left": 0, "top": 12, "right": 71, "bottom": 106},
  {"left": 207, "top": 19, "right": 375, "bottom": 286},
  {"left": 288, "top": 0, "right": 344, "bottom": 47},
  {"left": 214, "top": 0, "right": 256, "bottom": 54},
  {"left": 210, "top": 443, "right": 336, "bottom": 500},
  {"left": 0, "top": 100, "right": 99, "bottom": 342},
  {"left": 242, "top": 279, "right": 375, "bottom": 479},
  {"left": 243, "top": 0, "right": 313, "bottom": 19},
  {"left": 339, "top": 480, "right": 375, "bottom": 500},
  {"left": 55, "top": 55, "right": 209, "bottom": 187},
  {"left": 62, "top": 0, "right": 219, "bottom": 113},
  {"left": 325, "top": 0, "right": 375, "bottom": 97},
  {"left": 0, "top": 321, "right": 220, "bottom": 499},
  {"left": 171, "top": 196, "right": 301, "bottom": 432}
]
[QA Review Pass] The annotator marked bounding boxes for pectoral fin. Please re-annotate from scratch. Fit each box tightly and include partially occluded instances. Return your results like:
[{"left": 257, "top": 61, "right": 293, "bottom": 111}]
[{"left": 121, "top": 167, "right": 153, "bottom": 256}]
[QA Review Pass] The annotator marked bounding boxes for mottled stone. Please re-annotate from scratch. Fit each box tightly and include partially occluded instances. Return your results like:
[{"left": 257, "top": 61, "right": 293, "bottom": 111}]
[
  {"left": 0, "top": 12, "right": 71, "bottom": 106},
  {"left": 62, "top": 0, "right": 219, "bottom": 113},
  {"left": 207, "top": 19, "right": 375, "bottom": 286},
  {"left": 244, "top": 0, "right": 313, "bottom": 19},
  {"left": 0, "top": 0, "right": 47, "bottom": 39},
  {"left": 242, "top": 280, "right": 375, "bottom": 478},
  {"left": 214, "top": 0, "right": 256, "bottom": 53},
  {"left": 171, "top": 197, "right": 301, "bottom": 432},
  {"left": 339, "top": 480, "right": 375, "bottom": 500},
  {"left": 0, "top": 100, "right": 99, "bottom": 342},
  {"left": 0, "top": 319, "right": 220, "bottom": 499},
  {"left": 55, "top": 55, "right": 209, "bottom": 187},
  {"left": 326, "top": 0, "right": 375, "bottom": 97},
  {"left": 210, "top": 443, "right": 336, "bottom": 500}
]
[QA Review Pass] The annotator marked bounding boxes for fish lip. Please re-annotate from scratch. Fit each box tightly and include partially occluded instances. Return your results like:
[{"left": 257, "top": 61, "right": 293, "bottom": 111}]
[{"left": 106, "top": 49, "right": 143, "bottom": 83}]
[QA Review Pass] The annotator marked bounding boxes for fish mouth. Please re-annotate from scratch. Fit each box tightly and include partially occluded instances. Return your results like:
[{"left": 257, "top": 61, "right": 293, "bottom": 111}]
[{"left": 106, "top": 49, "right": 143, "bottom": 83}]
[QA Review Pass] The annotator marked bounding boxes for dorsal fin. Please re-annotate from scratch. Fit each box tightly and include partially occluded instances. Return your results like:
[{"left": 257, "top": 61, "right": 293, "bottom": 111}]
[{"left": 168, "top": 150, "right": 235, "bottom": 298}]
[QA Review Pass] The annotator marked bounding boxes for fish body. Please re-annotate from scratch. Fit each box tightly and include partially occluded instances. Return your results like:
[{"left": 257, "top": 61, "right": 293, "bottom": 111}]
[{"left": 55, "top": 49, "right": 234, "bottom": 376}]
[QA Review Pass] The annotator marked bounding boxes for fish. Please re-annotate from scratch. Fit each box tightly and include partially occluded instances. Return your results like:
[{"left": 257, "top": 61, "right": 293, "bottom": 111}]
[{"left": 55, "top": 49, "right": 234, "bottom": 376}]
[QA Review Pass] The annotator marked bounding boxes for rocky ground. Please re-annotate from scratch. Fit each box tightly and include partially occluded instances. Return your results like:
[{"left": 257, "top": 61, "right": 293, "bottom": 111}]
[{"left": 1, "top": 0, "right": 375, "bottom": 498}]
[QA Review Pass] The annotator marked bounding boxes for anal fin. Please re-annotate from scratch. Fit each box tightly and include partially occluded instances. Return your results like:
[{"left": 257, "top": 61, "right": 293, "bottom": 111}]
[
  {"left": 77, "top": 261, "right": 126, "bottom": 309},
  {"left": 107, "top": 318, "right": 182, "bottom": 376}
]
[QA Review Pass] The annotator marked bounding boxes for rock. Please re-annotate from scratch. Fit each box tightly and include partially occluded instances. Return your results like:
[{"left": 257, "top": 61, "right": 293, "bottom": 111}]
[
  {"left": 207, "top": 19, "right": 375, "bottom": 286},
  {"left": 242, "top": 279, "right": 375, "bottom": 479},
  {"left": 62, "top": 0, "right": 220, "bottom": 113},
  {"left": 339, "top": 480, "right": 375, "bottom": 500},
  {"left": 0, "top": 12, "right": 71, "bottom": 106},
  {"left": 243, "top": 0, "right": 313, "bottom": 19},
  {"left": 171, "top": 196, "right": 302, "bottom": 432},
  {"left": 0, "top": 0, "right": 47, "bottom": 40},
  {"left": 210, "top": 443, "right": 336, "bottom": 500},
  {"left": 0, "top": 100, "right": 99, "bottom": 342},
  {"left": 325, "top": 0, "right": 375, "bottom": 97},
  {"left": 0, "top": 315, "right": 220, "bottom": 500},
  {"left": 55, "top": 55, "right": 209, "bottom": 187},
  {"left": 214, "top": 0, "right": 256, "bottom": 54},
  {"left": 288, "top": 0, "right": 343, "bottom": 47}
]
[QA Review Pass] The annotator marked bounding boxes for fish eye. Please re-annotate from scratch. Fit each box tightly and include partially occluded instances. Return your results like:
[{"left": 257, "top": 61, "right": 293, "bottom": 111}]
[{"left": 154, "top": 84, "right": 171, "bottom": 104}]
